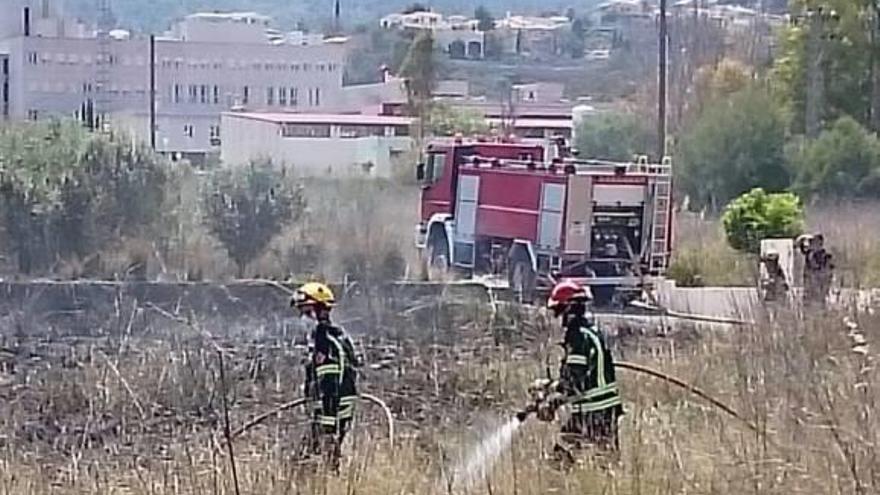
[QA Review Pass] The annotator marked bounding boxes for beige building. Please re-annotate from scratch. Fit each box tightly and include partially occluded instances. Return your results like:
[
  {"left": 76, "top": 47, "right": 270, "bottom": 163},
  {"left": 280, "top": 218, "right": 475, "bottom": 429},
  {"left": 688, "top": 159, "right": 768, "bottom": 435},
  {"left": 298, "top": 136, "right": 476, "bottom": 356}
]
[
  {"left": 0, "top": 1, "right": 348, "bottom": 162},
  {"left": 220, "top": 112, "right": 414, "bottom": 178},
  {"left": 380, "top": 11, "right": 485, "bottom": 59}
]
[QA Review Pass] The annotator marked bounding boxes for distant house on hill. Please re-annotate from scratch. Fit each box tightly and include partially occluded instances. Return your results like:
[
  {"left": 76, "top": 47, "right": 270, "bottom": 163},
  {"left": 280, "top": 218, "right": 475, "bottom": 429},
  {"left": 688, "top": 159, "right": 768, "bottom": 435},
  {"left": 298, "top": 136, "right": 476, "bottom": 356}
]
[{"left": 379, "top": 10, "right": 485, "bottom": 60}]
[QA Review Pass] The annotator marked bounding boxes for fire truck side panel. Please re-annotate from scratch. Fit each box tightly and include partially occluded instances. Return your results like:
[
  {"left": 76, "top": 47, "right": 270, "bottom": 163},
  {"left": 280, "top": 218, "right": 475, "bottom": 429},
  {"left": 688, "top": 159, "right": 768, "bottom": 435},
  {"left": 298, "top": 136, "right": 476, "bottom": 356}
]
[
  {"left": 563, "top": 175, "right": 593, "bottom": 255},
  {"left": 459, "top": 167, "right": 568, "bottom": 245},
  {"left": 537, "top": 182, "right": 566, "bottom": 251}
]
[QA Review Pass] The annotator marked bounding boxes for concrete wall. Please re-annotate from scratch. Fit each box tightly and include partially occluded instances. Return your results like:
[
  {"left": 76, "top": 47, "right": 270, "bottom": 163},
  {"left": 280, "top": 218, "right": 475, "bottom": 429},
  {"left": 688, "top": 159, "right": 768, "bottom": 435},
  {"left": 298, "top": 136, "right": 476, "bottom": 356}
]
[{"left": 654, "top": 279, "right": 880, "bottom": 320}]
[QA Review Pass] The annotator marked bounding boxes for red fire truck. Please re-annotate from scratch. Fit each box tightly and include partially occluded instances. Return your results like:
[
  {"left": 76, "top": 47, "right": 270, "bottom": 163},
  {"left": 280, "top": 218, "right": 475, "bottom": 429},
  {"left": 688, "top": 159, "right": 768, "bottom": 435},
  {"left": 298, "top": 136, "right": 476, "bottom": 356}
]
[{"left": 414, "top": 137, "right": 673, "bottom": 306}]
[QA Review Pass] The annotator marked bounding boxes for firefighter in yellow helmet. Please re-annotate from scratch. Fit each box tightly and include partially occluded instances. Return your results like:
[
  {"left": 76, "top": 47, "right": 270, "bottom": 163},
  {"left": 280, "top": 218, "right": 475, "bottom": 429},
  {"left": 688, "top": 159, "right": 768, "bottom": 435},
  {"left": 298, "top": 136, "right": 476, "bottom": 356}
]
[{"left": 291, "top": 282, "right": 360, "bottom": 470}]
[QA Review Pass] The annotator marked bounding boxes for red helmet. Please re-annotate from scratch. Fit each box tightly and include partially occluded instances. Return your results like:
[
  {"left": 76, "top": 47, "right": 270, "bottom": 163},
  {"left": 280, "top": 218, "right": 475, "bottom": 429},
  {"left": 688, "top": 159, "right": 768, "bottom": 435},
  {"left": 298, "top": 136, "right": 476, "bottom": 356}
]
[{"left": 547, "top": 280, "right": 591, "bottom": 309}]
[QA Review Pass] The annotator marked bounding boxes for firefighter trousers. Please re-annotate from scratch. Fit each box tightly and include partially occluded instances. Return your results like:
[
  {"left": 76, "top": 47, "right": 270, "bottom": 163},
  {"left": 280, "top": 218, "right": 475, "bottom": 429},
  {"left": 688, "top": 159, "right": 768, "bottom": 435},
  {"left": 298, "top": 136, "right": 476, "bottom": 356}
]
[{"left": 554, "top": 408, "right": 621, "bottom": 465}]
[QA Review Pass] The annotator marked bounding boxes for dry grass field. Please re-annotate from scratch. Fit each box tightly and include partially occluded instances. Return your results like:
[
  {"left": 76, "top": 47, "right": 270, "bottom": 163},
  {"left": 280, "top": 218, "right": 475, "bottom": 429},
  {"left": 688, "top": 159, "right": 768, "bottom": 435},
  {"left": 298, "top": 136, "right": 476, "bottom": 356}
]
[{"left": 1, "top": 293, "right": 877, "bottom": 495}]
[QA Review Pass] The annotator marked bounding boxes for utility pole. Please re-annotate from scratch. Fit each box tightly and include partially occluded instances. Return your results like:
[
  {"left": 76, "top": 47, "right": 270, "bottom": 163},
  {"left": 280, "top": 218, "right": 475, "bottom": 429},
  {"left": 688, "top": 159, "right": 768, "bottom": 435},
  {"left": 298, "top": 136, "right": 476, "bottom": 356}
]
[
  {"left": 95, "top": 0, "right": 113, "bottom": 131},
  {"left": 870, "top": 0, "right": 880, "bottom": 132},
  {"left": 658, "top": 0, "right": 668, "bottom": 159},
  {"left": 149, "top": 34, "right": 156, "bottom": 150}
]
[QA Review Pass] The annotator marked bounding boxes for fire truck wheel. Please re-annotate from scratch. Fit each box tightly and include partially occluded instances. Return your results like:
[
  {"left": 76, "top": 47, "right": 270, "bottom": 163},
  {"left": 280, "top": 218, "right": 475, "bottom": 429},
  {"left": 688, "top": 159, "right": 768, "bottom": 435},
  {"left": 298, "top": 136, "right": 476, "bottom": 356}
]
[{"left": 509, "top": 256, "right": 536, "bottom": 304}]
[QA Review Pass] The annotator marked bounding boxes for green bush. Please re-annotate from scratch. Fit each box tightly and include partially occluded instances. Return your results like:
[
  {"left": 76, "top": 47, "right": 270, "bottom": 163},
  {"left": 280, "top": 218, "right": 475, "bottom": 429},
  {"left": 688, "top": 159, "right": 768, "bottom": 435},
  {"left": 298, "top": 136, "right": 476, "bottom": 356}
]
[
  {"left": 721, "top": 188, "right": 804, "bottom": 254},
  {"left": 429, "top": 104, "right": 488, "bottom": 137},
  {"left": 789, "top": 116, "right": 880, "bottom": 199},
  {"left": 0, "top": 121, "right": 167, "bottom": 275}
]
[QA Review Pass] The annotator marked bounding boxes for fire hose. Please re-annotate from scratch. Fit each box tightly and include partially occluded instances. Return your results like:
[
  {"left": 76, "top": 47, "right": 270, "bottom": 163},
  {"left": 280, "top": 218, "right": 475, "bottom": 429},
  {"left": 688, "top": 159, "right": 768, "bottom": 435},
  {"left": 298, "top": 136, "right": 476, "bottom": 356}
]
[
  {"left": 517, "top": 361, "right": 760, "bottom": 434},
  {"left": 232, "top": 393, "right": 395, "bottom": 447}
]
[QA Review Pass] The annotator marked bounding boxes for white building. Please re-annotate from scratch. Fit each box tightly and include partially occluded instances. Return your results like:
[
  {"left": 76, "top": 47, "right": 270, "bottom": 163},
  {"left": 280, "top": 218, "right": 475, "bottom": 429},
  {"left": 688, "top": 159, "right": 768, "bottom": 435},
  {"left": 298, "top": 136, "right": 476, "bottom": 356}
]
[
  {"left": 0, "top": 1, "right": 348, "bottom": 162},
  {"left": 220, "top": 112, "right": 414, "bottom": 178},
  {"left": 380, "top": 11, "right": 485, "bottom": 59}
]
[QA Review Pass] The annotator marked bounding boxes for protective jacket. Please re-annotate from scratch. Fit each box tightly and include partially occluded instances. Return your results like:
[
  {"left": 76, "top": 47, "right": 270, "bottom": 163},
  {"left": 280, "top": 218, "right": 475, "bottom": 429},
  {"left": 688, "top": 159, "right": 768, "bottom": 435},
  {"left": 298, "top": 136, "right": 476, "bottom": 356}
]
[
  {"left": 558, "top": 314, "right": 623, "bottom": 415},
  {"left": 308, "top": 321, "right": 359, "bottom": 432}
]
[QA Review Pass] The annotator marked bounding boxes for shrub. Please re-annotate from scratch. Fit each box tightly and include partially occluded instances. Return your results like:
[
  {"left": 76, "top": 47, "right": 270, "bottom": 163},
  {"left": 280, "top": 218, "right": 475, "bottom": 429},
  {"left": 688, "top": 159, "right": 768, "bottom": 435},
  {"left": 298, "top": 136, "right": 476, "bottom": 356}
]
[{"left": 721, "top": 188, "right": 804, "bottom": 254}]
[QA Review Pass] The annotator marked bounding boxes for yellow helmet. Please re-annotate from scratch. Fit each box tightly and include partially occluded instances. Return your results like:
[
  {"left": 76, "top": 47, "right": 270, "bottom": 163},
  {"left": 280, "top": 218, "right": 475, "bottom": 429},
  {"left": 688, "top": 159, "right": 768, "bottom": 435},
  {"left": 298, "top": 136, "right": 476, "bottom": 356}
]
[{"left": 292, "top": 282, "right": 335, "bottom": 308}]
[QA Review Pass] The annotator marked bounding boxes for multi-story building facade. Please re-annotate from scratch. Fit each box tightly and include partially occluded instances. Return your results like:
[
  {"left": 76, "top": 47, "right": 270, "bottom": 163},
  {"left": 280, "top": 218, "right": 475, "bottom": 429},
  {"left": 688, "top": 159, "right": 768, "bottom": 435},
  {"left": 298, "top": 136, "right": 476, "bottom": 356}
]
[{"left": 0, "top": 1, "right": 348, "bottom": 161}]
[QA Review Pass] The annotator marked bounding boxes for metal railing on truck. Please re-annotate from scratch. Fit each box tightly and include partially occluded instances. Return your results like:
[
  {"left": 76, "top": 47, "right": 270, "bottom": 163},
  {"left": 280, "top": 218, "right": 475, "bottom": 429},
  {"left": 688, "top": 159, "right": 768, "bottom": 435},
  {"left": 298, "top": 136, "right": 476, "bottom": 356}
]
[{"left": 460, "top": 155, "right": 672, "bottom": 178}]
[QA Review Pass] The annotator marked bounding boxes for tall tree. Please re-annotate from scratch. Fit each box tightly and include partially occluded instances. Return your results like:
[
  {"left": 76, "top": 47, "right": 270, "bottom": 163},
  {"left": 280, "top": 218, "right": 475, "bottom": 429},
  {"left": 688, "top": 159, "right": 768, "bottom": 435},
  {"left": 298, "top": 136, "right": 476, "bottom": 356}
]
[
  {"left": 566, "top": 18, "right": 587, "bottom": 58},
  {"left": 203, "top": 162, "right": 306, "bottom": 278},
  {"left": 575, "top": 113, "right": 653, "bottom": 161},
  {"left": 399, "top": 32, "right": 437, "bottom": 142},
  {"left": 475, "top": 6, "right": 495, "bottom": 32},
  {"left": 678, "top": 88, "right": 789, "bottom": 210},
  {"left": 773, "top": 0, "right": 872, "bottom": 134},
  {"left": 403, "top": 3, "right": 430, "bottom": 14}
]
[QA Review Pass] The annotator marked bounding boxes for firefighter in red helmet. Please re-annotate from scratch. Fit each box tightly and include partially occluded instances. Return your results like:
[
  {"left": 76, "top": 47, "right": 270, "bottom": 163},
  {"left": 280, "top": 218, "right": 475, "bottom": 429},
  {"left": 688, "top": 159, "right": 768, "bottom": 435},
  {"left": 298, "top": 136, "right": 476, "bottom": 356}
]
[{"left": 546, "top": 279, "right": 623, "bottom": 464}]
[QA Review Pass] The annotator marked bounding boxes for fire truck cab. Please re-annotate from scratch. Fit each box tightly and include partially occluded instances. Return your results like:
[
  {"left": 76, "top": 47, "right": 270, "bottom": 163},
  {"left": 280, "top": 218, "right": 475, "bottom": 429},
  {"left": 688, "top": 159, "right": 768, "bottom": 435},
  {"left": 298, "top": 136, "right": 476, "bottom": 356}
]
[{"left": 415, "top": 138, "right": 672, "bottom": 306}]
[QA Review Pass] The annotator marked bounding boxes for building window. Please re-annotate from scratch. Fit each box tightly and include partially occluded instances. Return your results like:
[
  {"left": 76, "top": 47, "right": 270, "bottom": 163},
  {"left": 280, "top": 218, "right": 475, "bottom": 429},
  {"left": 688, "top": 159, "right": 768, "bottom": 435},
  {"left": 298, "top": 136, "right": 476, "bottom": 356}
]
[
  {"left": 27, "top": 109, "right": 38, "bottom": 120},
  {"left": 279, "top": 87, "right": 287, "bottom": 106},
  {"left": 200, "top": 84, "right": 208, "bottom": 104},
  {"left": 213, "top": 85, "right": 220, "bottom": 104},
  {"left": 188, "top": 84, "right": 197, "bottom": 103},
  {"left": 290, "top": 87, "right": 298, "bottom": 106},
  {"left": 302, "top": 63, "right": 311, "bottom": 72},
  {"left": 290, "top": 63, "right": 300, "bottom": 71},
  {"left": 243, "top": 86, "right": 250, "bottom": 104},
  {"left": 266, "top": 86, "right": 274, "bottom": 106},
  {"left": 281, "top": 123, "right": 331, "bottom": 138},
  {"left": 173, "top": 84, "right": 181, "bottom": 103},
  {"left": 314, "top": 87, "right": 320, "bottom": 106},
  {"left": 339, "top": 125, "right": 385, "bottom": 138},
  {"left": 393, "top": 125, "right": 410, "bottom": 137},
  {"left": 183, "top": 124, "right": 194, "bottom": 138},
  {"left": 27, "top": 52, "right": 38, "bottom": 65},
  {"left": 264, "top": 62, "right": 272, "bottom": 70}
]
